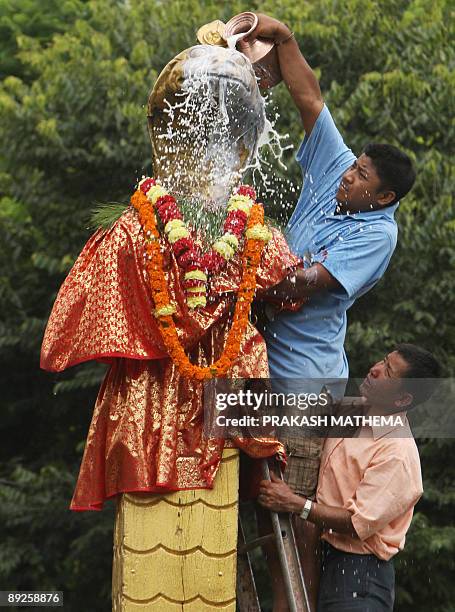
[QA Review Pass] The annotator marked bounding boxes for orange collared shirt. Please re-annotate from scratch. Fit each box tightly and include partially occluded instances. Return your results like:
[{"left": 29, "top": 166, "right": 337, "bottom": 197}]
[{"left": 316, "top": 416, "right": 423, "bottom": 561}]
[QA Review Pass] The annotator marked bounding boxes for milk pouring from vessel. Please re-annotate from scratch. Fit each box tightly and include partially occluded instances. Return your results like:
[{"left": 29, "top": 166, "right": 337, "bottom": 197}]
[{"left": 224, "top": 12, "right": 282, "bottom": 88}]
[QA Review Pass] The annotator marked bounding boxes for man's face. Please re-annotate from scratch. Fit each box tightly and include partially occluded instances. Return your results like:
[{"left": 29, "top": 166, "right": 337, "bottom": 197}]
[
  {"left": 335, "top": 154, "right": 393, "bottom": 212},
  {"left": 359, "top": 350, "right": 412, "bottom": 411}
]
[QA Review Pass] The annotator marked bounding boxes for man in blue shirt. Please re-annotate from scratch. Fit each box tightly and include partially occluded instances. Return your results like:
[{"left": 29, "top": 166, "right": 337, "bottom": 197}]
[
  {"left": 247, "top": 13, "right": 417, "bottom": 612},
  {"left": 248, "top": 32, "right": 416, "bottom": 383},
  {"left": 267, "top": 115, "right": 401, "bottom": 381}
]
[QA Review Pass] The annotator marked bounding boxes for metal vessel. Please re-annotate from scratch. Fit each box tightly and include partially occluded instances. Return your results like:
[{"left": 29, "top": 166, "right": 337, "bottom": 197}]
[{"left": 224, "top": 12, "right": 282, "bottom": 88}]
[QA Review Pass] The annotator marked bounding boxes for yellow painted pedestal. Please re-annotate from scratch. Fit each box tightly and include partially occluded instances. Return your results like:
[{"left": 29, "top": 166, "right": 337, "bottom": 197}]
[{"left": 112, "top": 449, "right": 239, "bottom": 611}]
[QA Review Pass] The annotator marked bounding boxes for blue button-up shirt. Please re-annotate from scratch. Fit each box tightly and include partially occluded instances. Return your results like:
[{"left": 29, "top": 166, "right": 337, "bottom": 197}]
[{"left": 264, "top": 105, "right": 398, "bottom": 380}]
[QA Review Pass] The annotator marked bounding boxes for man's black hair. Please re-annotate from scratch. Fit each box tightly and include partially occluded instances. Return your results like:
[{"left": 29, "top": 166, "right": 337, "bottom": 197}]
[
  {"left": 364, "top": 143, "right": 416, "bottom": 205},
  {"left": 395, "top": 343, "right": 441, "bottom": 407}
]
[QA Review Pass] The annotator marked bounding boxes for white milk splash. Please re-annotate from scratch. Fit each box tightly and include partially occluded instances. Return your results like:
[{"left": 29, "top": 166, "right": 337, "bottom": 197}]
[{"left": 153, "top": 45, "right": 295, "bottom": 241}]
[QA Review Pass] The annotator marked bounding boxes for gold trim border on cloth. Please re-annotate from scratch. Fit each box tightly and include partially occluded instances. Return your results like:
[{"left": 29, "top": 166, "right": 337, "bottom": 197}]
[{"left": 112, "top": 449, "right": 239, "bottom": 611}]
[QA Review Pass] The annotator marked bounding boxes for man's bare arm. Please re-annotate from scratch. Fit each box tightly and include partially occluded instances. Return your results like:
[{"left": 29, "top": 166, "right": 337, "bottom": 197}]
[
  {"left": 244, "top": 14, "right": 324, "bottom": 134},
  {"left": 306, "top": 499, "right": 358, "bottom": 538},
  {"left": 258, "top": 473, "right": 358, "bottom": 538},
  {"left": 261, "top": 263, "right": 341, "bottom": 301}
]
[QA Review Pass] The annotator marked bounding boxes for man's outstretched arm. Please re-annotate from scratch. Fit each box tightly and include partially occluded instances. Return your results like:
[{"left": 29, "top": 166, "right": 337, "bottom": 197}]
[
  {"left": 261, "top": 263, "right": 341, "bottom": 302},
  {"left": 258, "top": 472, "right": 358, "bottom": 538},
  {"left": 245, "top": 14, "right": 324, "bottom": 135}
]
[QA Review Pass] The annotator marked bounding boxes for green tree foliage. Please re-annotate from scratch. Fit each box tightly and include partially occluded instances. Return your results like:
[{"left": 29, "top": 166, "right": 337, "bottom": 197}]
[
  {"left": 0, "top": 0, "right": 90, "bottom": 79},
  {"left": 0, "top": 0, "right": 453, "bottom": 610}
]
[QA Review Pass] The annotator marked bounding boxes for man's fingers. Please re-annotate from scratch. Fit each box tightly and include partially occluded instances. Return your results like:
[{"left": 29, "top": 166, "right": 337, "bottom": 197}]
[
  {"left": 257, "top": 494, "right": 270, "bottom": 507},
  {"left": 259, "top": 483, "right": 271, "bottom": 495},
  {"left": 269, "top": 471, "right": 281, "bottom": 482}
]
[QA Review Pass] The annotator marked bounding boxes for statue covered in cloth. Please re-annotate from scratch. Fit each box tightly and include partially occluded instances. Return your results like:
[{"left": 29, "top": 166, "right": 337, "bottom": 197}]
[{"left": 40, "top": 21, "right": 301, "bottom": 611}]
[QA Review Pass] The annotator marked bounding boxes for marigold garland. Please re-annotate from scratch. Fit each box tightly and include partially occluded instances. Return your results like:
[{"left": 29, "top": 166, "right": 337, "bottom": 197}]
[
  {"left": 130, "top": 183, "right": 271, "bottom": 380},
  {"left": 137, "top": 179, "right": 261, "bottom": 309}
]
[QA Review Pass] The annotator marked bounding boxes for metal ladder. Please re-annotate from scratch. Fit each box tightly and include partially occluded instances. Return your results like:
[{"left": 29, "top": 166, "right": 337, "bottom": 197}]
[
  {"left": 235, "top": 396, "right": 365, "bottom": 610},
  {"left": 236, "top": 459, "right": 311, "bottom": 612}
]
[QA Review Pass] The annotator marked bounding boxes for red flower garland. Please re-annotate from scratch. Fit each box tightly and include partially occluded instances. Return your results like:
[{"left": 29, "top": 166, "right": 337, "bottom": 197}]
[{"left": 138, "top": 178, "right": 258, "bottom": 308}]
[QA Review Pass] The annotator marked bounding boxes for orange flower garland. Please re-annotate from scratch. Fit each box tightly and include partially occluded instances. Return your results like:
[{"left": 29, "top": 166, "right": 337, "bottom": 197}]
[{"left": 130, "top": 188, "right": 270, "bottom": 380}]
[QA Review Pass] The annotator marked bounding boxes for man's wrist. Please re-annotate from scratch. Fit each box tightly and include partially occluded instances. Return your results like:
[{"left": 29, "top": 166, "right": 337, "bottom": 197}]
[
  {"left": 299, "top": 497, "right": 313, "bottom": 520},
  {"left": 290, "top": 494, "right": 308, "bottom": 514},
  {"left": 276, "top": 29, "right": 295, "bottom": 46},
  {"left": 271, "top": 22, "right": 292, "bottom": 43}
]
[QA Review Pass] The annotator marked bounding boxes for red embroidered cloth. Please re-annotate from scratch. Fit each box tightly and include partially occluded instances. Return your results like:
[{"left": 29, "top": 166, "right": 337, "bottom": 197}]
[{"left": 41, "top": 208, "right": 300, "bottom": 510}]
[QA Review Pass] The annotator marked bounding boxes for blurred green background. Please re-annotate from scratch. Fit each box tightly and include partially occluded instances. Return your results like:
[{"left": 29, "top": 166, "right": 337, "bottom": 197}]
[{"left": 0, "top": 0, "right": 453, "bottom": 610}]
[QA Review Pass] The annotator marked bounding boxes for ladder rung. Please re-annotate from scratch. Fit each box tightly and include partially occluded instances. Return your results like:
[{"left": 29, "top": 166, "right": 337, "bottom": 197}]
[{"left": 238, "top": 532, "right": 276, "bottom": 554}]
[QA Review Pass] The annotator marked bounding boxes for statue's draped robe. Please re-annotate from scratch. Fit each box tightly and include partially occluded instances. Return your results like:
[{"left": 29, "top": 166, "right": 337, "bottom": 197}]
[{"left": 41, "top": 208, "right": 300, "bottom": 510}]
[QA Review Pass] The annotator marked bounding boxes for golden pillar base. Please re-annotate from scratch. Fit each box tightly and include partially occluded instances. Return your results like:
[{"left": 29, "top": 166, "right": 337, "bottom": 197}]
[{"left": 112, "top": 449, "right": 239, "bottom": 611}]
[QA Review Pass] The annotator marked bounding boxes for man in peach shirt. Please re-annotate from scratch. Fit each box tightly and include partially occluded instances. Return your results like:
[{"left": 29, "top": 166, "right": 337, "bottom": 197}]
[{"left": 258, "top": 344, "right": 440, "bottom": 611}]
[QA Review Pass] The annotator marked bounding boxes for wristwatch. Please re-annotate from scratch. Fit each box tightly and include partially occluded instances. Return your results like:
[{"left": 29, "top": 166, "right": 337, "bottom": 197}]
[{"left": 299, "top": 498, "right": 312, "bottom": 520}]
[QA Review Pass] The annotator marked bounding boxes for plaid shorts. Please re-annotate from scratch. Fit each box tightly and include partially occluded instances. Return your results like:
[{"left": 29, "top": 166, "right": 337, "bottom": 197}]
[{"left": 280, "top": 436, "right": 324, "bottom": 499}]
